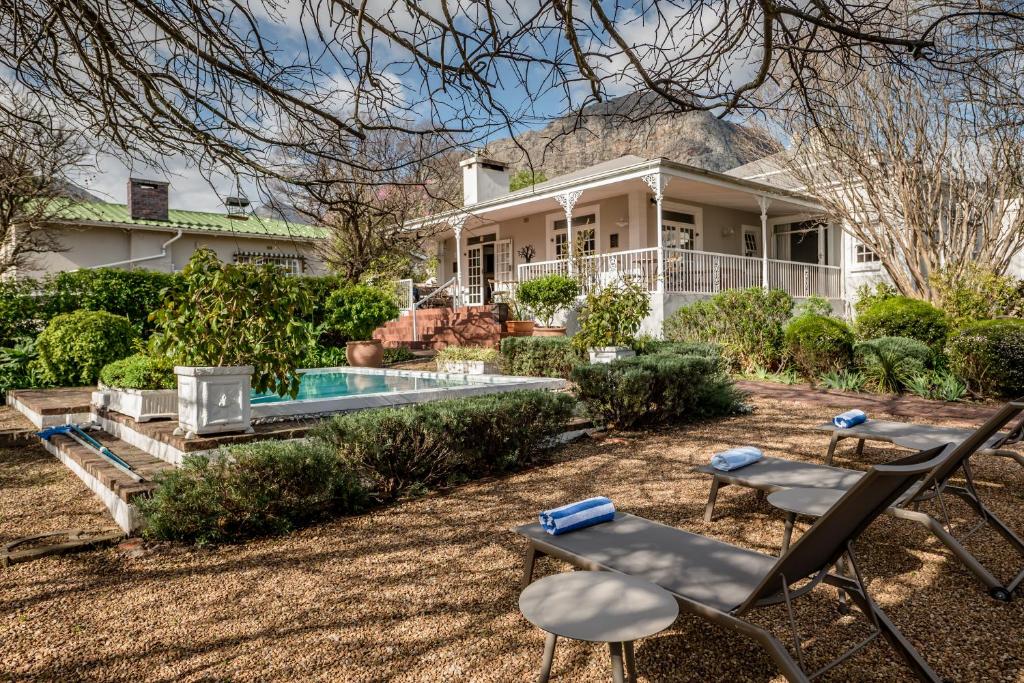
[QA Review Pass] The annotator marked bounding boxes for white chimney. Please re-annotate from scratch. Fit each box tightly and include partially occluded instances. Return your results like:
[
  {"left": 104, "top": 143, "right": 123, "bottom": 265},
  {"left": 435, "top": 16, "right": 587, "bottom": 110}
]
[{"left": 460, "top": 155, "right": 510, "bottom": 206}]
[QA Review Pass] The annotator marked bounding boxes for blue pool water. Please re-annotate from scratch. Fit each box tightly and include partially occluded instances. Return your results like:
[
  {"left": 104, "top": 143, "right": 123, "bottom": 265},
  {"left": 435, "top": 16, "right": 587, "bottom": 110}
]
[{"left": 250, "top": 370, "right": 476, "bottom": 404}]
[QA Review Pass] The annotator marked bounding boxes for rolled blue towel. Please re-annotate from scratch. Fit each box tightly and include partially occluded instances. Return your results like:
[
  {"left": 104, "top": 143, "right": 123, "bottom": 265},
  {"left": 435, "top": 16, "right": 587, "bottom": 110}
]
[
  {"left": 710, "top": 446, "right": 764, "bottom": 472},
  {"left": 539, "top": 497, "right": 616, "bottom": 536},
  {"left": 833, "top": 409, "right": 867, "bottom": 429}
]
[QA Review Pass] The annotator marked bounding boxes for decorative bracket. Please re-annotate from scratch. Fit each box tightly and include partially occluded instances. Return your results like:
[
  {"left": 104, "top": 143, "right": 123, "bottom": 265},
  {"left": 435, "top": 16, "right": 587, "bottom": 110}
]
[
  {"left": 642, "top": 173, "right": 669, "bottom": 203},
  {"left": 449, "top": 214, "right": 467, "bottom": 239},
  {"left": 555, "top": 190, "right": 583, "bottom": 217}
]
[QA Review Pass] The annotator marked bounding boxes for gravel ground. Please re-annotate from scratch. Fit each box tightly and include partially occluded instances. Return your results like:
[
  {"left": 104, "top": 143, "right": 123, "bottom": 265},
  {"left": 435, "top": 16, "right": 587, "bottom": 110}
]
[
  {"left": 0, "top": 405, "right": 33, "bottom": 432},
  {"left": 2, "top": 398, "right": 1023, "bottom": 682}
]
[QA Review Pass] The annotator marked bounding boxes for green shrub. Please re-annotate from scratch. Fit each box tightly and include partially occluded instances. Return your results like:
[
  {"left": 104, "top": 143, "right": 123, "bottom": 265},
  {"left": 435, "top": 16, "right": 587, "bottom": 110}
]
[
  {"left": 747, "top": 365, "right": 800, "bottom": 385},
  {"left": 302, "top": 343, "right": 348, "bottom": 368},
  {"left": 315, "top": 391, "right": 573, "bottom": 501},
  {"left": 946, "top": 319, "right": 1024, "bottom": 397},
  {"left": 139, "top": 438, "right": 366, "bottom": 545},
  {"left": 42, "top": 269, "right": 180, "bottom": 337},
  {"left": 99, "top": 353, "right": 176, "bottom": 390},
  {"left": 784, "top": 314, "right": 854, "bottom": 377},
  {"left": 855, "top": 296, "right": 949, "bottom": 347},
  {"left": 0, "top": 279, "right": 44, "bottom": 347},
  {"left": 500, "top": 336, "right": 584, "bottom": 378},
  {"left": 149, "top": 249, "right": 314, "bottom": 397},
  {"left": 324, "top": 283, "right": 400, "bottom": 342},
  {"left": 572, "top": 278, "right": 650, "bottom": 350},
  {"left": 904, "top": 371, "right": 968, "bottom": 402},
  {"left": 794, "top": 295, "right": 835, "bottom": 318},
  {"left": 436, "top": 346, "right": 499, "bottom": 363},
  {"left": 819, "top": 369, "right": 867, "bottom": 393},
  {"left": 0, "top": 337, "right": 51, "bottom": 398},
  {"left": 853, "top": 282, "right": 899, "bottom": 315},
  {"left": 516, "top": 274, "right": 581, "bottom": 327},
  {"left": 383, "top": 346, "right": 415, "bottom": 364},
  {"left": 931, "top": 264, "right": 1024, "bottom": 328},
  {"left": 35, "top": 310, "right": 136, "bottom": 386},
  {"left": 854, "top": 336, "right": 933, "bottom": 393},
  {"left": 663, "top": 287, "right": 794, "bottom": 371},
  {"left": 571, "top": 353, "right": 742, "bottom": 429},
  {"left": 639, "top": 340, "right": 723, "bottom": 358}
]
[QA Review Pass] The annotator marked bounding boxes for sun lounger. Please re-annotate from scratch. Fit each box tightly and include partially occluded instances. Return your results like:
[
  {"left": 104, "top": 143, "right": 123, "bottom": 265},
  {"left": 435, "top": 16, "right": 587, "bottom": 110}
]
[
  {"left": 698, "top": 400, "right": 1024, "bottom": 601},
  {"left": 516, "top": 446, "right": 950, "bottom": 682},
  {"left": 812, "top": 417, "right": 1023, "bottom": 467}
]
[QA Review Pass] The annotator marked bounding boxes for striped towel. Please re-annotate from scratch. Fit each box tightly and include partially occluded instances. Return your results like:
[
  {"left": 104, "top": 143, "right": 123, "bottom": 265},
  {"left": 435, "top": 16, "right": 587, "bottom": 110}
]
[
  {"left": 710, "top": 446, "right": 764, "bottom": 472},
  {"left": 539, "top": 497, "right": 616, "bottom": 536},
  {"left": 833, "top": 409, "right": 868, "bottom": 429}
]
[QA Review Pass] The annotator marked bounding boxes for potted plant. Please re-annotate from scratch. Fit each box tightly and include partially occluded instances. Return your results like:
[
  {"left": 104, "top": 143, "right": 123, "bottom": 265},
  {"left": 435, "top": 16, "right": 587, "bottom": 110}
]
[
  {"left": 149, "top": 249, "right": 313, "bottom": 437},
  {"left": 325, "top": 283, "right": 400, "bottom": 368},
  {"left": 94, "top": 353, "right": 178, "bottom": 422},
  {"left": 493, "top": 288, "right": 534, "bottom": 337},
  {"left": 573, "top": 277, "right": 651, "bottom": 363},
  {"left": 435, "top": 346, "right": 500, "bottom": 374},
  {"left": 517, "top": 274, "right": 581, "bottom": 337}
]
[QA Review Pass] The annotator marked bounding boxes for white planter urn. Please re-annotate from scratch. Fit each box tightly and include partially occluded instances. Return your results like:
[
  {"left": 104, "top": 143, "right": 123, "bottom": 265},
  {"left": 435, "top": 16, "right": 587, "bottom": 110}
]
[
  {"left": 173, "top": 365, "right": 254, "bottom": 438},
  {"left": 588, "top": 346, "right": 636, "bottom": 364},
  {"left": 437, "top": 359, "right": 500, "bottom": 375},
  {"left": 94, "top": 384, "right": 179, "bottom": 422}
]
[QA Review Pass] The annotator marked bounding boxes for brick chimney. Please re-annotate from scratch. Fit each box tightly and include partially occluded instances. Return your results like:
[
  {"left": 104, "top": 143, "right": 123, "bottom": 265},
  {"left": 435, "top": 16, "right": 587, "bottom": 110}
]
[{"left": 127, "top": 178, "right": 170, "bottom": 221}]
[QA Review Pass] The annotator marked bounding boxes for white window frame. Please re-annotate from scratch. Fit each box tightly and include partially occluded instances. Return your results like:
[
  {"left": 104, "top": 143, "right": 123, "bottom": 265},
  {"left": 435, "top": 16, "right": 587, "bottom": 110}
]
[
  {"left": 233, "top": 252, "right": 304, "bottom": 275},
  {"left": 545, "top": 203, "right": 601, "bottom": 261},
  {"left": 662, "top": 201, "right": 704, "bottom": 251}
]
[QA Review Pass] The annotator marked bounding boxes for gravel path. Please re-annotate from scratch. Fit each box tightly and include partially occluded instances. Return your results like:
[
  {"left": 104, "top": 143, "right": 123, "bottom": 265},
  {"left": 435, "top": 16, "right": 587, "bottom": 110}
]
[{"left": 2, "top": 398, "right": 1023, "bottom": 682}]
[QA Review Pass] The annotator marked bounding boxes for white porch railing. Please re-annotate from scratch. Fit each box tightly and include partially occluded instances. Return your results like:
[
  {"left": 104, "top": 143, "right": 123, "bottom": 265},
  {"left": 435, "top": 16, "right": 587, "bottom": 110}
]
[{"left": 516, "top": 248, "right": 842, "bottom": 300}]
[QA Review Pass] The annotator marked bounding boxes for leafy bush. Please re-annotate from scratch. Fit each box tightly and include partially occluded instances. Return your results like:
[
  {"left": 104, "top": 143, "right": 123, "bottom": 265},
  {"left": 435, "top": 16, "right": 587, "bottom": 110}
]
[
  {"left": 931, "top": 264, "right": 1024, "bottom": 328},
  {"left": 436, "top": 346, "right": 499, "bottom": 363},
  {"left": 0, "top": 279, "right": 44, "bottom": 347},
  {"left": 819, "top": 369, "right": 867, "bottom": 393},
  {"left": 302, "top": 342, "right": 348, "bottom": 368},
  {"left": 500, "top": 336, "right": 584, "bottom": 378},
  {"left": 516, "top": 274, "right": 580, "bottom": 327},
  {"left": 0, "top": 337, "right": 51, "bottom": 398},
  {"left": 794, "top": 295, "right": 835, "bottom": 318},
  {"left": 904, "top": 371, "right": 967, "bottom": 402},
  {"left": 664, "top": 287, "right": 794, "bottom": 371},
  {"left": 946, "top": 319, "right": 1024, "bottom": 397},
  {"left": 572, "top": 278, "right": 650, "bottom": 350},
  {"left": 150, "top": 249, "right": 313, "bottom": 397},
  {"left": 571, "top": 352, "right": 742, "bottom": 429},
  {"left": 35, "top": 310, "right": 136, "bottom": 386},
  {"left": 383, "top": 346, "right": 415, "bottom": 364},
  {"left": 42, "top": 269, "right": 180, "bottom": 337},
  {"left": 639, "top": 340, "right": 723, "bottom": 358},
  {"left": 784, "top": 314, "right": 854, "bottom": 377},
  {"left": 853, "top": 282, "right": 899, "bottom": 315},
  {"left": 855, "top": 296, "right": 949, "bottom": 348},
  {"left": 324, "top": 283, "right": 400, "bottom": 341},
  {"left": 99, "top": 353, "right": 176, "bottom": 390},
  {"left": 139, "top": 438, "right": 367, "bottom": 545},
  {"left": 747, "top": 365, "right": 800, "bottom": 385},
  {"left": 854, "top": 336, "right": 933, "bottom": 394},
  {"left": 315, "top": 391, "right": 573, "bottom": 501}
]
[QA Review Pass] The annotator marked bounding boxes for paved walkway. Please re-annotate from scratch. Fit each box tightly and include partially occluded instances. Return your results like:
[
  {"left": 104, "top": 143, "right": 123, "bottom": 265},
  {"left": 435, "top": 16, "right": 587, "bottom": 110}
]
[{"left": 736, "top": 380, "right": 999, "bottom": 427}]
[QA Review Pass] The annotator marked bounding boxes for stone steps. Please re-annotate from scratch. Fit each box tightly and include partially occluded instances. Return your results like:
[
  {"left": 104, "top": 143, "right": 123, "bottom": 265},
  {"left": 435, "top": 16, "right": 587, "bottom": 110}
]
[{"left": 374, "top": 305, "right": 509, "bottom": 350}]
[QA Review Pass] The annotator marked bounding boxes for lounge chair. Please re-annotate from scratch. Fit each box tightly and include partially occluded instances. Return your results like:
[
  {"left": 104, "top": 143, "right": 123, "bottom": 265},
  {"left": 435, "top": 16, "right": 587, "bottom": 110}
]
[
  {"left": 698, "top": 400, "right": 1024, "bottom": 601},
  {"left": 516, "top": 446, "right": 949, "bottom": 683},
  {"left": 812, "top": 416, "right": 1024, "bottom": 467}
]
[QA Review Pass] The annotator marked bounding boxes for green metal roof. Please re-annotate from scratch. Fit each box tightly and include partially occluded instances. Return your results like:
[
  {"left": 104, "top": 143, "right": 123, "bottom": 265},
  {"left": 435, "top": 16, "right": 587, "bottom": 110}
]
[{"left": 53, "top": 201, "right": 326, "bottom": 239}]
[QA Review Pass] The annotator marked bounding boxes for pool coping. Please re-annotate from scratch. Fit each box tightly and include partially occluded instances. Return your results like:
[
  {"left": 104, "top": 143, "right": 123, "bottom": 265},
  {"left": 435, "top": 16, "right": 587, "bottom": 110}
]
[{"left": 250, "top": 367, "right": 567, "bottom": 421}]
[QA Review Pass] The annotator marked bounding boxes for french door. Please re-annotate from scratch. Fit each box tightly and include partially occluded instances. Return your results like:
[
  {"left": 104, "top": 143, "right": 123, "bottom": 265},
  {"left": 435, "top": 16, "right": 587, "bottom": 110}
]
[
  {"left": 494, "top": 239, "right": 513, "bottom": 284},
  {"left": 465, "top": 244, "right": 484, "bottom": 305}
]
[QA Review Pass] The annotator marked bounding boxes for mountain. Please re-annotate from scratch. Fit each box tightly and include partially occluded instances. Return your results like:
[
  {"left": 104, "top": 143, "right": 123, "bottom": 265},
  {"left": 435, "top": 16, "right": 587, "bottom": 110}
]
[{"left": 484, "top": 93, "right": 777, "bottom": 177}]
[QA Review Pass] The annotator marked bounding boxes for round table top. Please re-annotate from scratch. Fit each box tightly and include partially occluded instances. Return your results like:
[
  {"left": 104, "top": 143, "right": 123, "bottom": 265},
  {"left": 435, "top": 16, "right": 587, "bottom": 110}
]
[
  {"left": 767, "top": 487, "right": 845, "bottom": 518},
  {"left": 519, "top": 571, "right": 679, "bottom": 643}
]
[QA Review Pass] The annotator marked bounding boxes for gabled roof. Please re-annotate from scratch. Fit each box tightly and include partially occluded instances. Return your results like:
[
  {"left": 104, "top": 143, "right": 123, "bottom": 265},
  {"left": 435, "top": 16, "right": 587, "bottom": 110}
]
[
  {"left": 724, "top": 152, "right": 805, "bottom": 191},
  {"left": 519, "top": 155, "right": 650, "bottom": 194},
  {"left": 52, "top": 201, "right": 326, "bottom": 240}
]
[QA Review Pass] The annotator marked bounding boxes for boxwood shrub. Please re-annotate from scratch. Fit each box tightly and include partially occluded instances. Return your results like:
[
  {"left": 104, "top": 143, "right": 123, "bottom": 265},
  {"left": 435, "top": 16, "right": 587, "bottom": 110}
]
[
  {"left": 315, "top": 390, "right": 574, "bottom": 501},
  {"left": 35, "top": 310, "right": 137, "bottom": 386},
  {"left": 855, "top": 296, "right": 949, "bottom": 347},
  {"left": 571, "top": 352, "right": 743, "bottom": 429},
  {"left": 99, "top": 353, "right": 176, "bottom": 390},
  {"left": 139, "top": 439, "right": 367, "bottom": 545},
  {"left": 784, "top": 314, "right": 854, "bottom": 377},
  {"left": 946, "top": 319, "right": 1024, "bottom": 397},
  {"left": 500, "top": 336, "right": 584, "bottom": 378}
]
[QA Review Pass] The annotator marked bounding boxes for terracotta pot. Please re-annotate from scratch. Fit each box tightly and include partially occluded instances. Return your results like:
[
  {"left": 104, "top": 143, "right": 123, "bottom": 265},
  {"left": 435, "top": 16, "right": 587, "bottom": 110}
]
[
  {"left": 533, "top": 326, "right": 567, "bottom": 337},
  {"left": 345, "top": 340, "right": 384, "bottom": 368},
  {"left": 506, "top": 320, "right": 535, "bottom": 337}
]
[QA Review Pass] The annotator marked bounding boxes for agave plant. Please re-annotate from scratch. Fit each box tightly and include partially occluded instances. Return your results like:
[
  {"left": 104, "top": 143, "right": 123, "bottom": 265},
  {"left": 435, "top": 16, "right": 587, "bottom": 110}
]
[{"left": 819, "top": 369, "right": 867, "bottom": 393}]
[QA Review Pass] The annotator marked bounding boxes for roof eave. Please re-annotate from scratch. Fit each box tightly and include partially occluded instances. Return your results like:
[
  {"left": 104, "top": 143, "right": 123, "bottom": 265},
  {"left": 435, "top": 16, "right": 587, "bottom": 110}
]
[{"left": 45, "top": 218, "right": 325, "bottom": 242}]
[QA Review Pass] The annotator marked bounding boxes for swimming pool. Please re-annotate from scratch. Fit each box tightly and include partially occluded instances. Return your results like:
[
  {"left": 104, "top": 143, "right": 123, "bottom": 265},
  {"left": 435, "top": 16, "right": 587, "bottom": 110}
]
[{"left": 249, "top": 367, "right": 566, "bottom": 421}]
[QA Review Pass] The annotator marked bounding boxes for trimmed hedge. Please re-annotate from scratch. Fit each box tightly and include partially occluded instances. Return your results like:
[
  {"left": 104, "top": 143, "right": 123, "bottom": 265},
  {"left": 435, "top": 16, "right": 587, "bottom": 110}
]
[
  {"left": 639, "top": 340, "right": 723, "bottom": 358},
  {"left": 784, "top": 314, "right": 854, "bottom": 377},
  {"left": 139, "top": 439, "right": 367, "bottom": 545},
  {"left": 855, "top": 296, "right": 949, "bottom": 347},
  {"left": 44, "top": 269, "right": 179, "bottom": 336},
  {"left": 946, "top": 319, "right": 1024, "bottom": 397},
  {"left": 99, "top": 353, "right": 176, "bottom": 390},
  {"left": 315, "top": 390, "right": 574, "bottom": 501},
  {"left": 500, "top": 336, "right": 584, "bottom": 378},
  {"left": 36, "top": 310, "right": 137, "bottom": 386},
  {"left": 571, "top": 352, "right": 743, "bottom": 429}
]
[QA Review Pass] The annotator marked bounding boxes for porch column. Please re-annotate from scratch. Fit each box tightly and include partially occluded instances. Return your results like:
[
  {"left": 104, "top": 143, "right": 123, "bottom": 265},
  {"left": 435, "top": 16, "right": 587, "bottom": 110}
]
[
  {"left": 758, "top": 195, "right": 771, "bottom": 290},
  {"left": 451, "top": 215, "right": 466, "bottom": 307},
  {"left": 556, "top": 190, "right": 583, "bottom": 276},
  {"left": 643, "top": 172, "right": 669, "bottom": 294}
]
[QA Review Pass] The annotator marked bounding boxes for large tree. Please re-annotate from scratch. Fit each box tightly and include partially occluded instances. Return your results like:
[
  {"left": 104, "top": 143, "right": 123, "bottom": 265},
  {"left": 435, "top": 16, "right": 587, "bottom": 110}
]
[
  {"left": 2, "top": 0, "right": 1022, "bottom": 197},
  {"left": 0, "top": 96, "right": 88, "bottom": 276},
  {"left": 772, "top": 66, "right": 1024, "bottom": 301}
]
